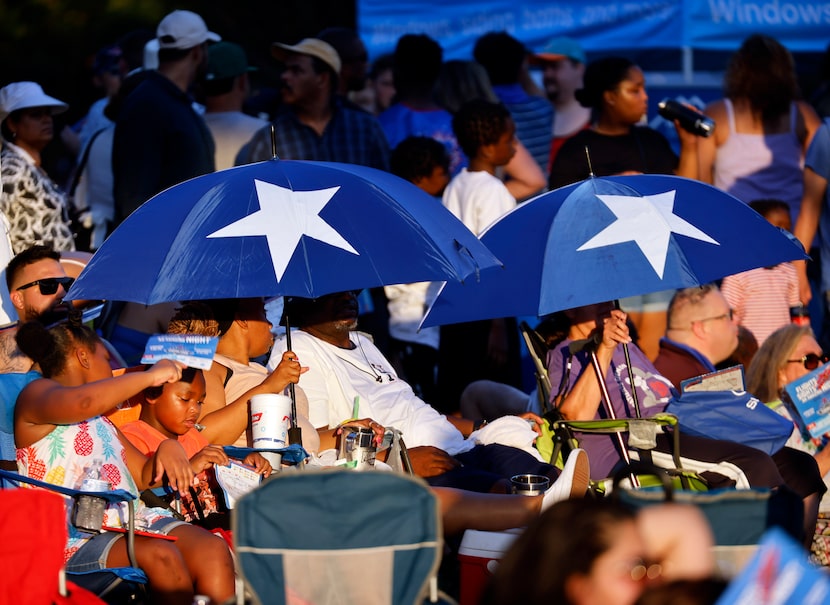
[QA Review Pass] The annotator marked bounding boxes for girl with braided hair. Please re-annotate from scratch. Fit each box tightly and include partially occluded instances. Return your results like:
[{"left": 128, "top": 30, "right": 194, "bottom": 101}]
[{"left": 14, "top": 313, "right": 235, "bottom": 605}]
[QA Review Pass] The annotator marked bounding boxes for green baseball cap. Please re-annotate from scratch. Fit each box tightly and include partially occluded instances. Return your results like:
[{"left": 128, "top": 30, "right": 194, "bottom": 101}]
[{"left": 206, "top": 41, "right": 256, "bottom": 81}]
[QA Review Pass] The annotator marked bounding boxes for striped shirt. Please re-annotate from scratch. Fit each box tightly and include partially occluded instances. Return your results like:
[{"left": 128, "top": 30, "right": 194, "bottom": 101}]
[
  {"left": 721, "top": 263, "right": 800, "bottom": 345},
  {"left": 492, "top": 84, "right": 553, "bottom": 174}
]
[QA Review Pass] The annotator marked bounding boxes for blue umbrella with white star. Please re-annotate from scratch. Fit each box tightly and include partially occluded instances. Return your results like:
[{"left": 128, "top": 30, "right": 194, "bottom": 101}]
[
  {"left": 421, "top": 174, "right": 808, "bottom": 327},
  {"left": 66, "top": 159, "right": 502, "bottom": 304}
]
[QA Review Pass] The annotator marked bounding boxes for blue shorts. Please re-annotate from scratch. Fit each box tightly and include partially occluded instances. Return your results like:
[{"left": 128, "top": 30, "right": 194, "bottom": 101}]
[{"left": 66, "top": 516, "right": 186, "bottom": 572}]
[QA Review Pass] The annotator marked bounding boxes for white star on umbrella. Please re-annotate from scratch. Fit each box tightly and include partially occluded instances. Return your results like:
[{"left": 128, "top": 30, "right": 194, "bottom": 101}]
[
  {"left": 207, "top": 179, "right": 359, "bottom": 280},
  {"left": 576, "top": 190, "right": 718, "bottom": 279}
]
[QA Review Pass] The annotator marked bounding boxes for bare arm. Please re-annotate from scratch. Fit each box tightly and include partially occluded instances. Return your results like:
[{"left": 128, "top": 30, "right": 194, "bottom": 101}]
[
  {"left": 696, "top": 101, "right": 726, "bottom": 185},
  {"left": 794, "top": 167, "right": 828, "bottom": 304},
  {"left": 503, "top": 140, "right": 546, "bottom": 201},
  {"left": 118, "top": 428, "right": 195, "bottom": 492},
  {"left": 558, "top": 310, "right": 631, "bottom": 421},
  {"left": 797, "top": 100, "right": 821, "bottom": 154},
  {"left": 15, "top": 360, "right": 184, "bottom": 448},
  {"left": 638, "top": 503, "right": 714, "bottom": 580},
  {"left": 199, "top": 351, "right": 307, "bottom": 445},
  {"left": 814, "top": 444, "right": 830, "bottom": 477},
  {"left": 446, "top": 415, "right": 476, "bottom": 438}
]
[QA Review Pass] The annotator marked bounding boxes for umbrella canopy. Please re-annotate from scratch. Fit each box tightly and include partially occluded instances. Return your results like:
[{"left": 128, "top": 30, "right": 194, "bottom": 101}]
[
  {"left": 422, "top": 174, "right": 808, "bottom": 327},
  {"left": 66, "top": 159, "right": 501, "bottom": 304}
]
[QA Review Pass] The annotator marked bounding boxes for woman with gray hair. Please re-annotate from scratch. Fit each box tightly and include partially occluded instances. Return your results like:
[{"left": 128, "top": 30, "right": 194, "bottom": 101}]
[{"left": 0, "top": 81, "right": 75, "bottom": 254}]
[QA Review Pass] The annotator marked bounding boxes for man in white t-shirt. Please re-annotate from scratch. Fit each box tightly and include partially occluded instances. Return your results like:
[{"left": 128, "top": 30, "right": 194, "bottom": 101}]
[{"left": 268, "top": 290, "right": 589, "bottom": 494}]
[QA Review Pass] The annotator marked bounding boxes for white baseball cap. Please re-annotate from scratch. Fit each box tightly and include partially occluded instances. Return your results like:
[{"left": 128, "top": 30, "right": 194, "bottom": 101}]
[
  {"left": 156, "top": 10, "right": 220, "bottom": 50},
  {"left": 0, "top": 82, "right": 68, "bottom": 123}
]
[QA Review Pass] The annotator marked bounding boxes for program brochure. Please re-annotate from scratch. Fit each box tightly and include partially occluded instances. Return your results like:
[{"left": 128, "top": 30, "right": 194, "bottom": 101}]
[{"left": 781, "top": 363, "right": 830, "bottom": 440}]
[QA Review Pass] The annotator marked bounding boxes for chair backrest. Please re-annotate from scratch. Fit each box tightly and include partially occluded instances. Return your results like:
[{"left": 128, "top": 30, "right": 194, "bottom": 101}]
[
  {"left": 233, "top": 469, "right": 443, "bottom": 605},
  {"left": 0, "top": 488, "right": 67, "bottom": 605},
  {"left": 0, "top": 371, "right": 41, "bottom": 470},
  {"left": 519, "top": 321, "right": 552, "bottom": 410}
]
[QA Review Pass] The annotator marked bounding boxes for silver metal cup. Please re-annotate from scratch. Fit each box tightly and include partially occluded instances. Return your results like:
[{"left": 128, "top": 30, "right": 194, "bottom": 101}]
[
  {"left": 510, "top": 474, "right": 550, "bottom": 496},
  {"left": 339, "top": 426, "right": 376, "bottom": 470}
]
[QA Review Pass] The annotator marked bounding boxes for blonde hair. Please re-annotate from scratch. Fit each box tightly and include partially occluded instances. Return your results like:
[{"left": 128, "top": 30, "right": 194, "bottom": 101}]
[{"left": 746, "top": 324, "right": 812, "bottom": 402}]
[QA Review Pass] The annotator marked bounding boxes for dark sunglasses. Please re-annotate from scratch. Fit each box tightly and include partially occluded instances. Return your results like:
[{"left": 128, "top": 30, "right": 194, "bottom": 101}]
[
  {"left": 787, "top": 353, "right": 829, "bottom": 371},
  {"left": 15, "top": 276, "right": 74, "bottom": 295}
]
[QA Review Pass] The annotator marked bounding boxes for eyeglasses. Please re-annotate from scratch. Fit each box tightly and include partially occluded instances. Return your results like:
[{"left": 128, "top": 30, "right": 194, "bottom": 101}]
[
  {"left": 630, "top": 560, "right": 662, "bottom": 582},
  {"left": 15, "top": 276, "right": 74, "bottom": 295},
  {"left": 692, "top": 309, "right": 734, "bottom": 324},
  {"left": 669, "top": 308, "right": 734, "bottom": 331},
  {"left": 787, "top": 353, "right": 829, "bottom": 371},
  {"left": 616, "top": 558, "right": 662, "bottom": 582}
]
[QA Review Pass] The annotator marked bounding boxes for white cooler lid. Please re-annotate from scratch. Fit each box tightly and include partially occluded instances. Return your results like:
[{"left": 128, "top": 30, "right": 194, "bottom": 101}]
[{"left": 459, "top": 528, "right": 523, "bottom": 558}]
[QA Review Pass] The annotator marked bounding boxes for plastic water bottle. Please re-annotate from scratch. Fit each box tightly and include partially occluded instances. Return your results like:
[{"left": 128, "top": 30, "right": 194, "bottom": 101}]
[
  {"left": 74, "top": 458, "right": 111, "bottom": 532},
  {"left": 79, "top": 458, "right": 109, "bottom": 491}
]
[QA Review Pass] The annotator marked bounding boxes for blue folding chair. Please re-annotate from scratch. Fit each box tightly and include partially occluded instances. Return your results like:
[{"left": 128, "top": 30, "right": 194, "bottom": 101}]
[{"left": 233, "top": 468, "right": 454, "bottom": 605}]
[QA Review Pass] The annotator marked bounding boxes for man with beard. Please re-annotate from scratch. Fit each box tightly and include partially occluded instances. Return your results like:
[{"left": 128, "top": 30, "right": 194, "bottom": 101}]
[
  {"left": 531, "top": 37, "right": 591, "bottom": 171},
  {"left": 241, "top": 38, "right": 389, "bottom": 170},
  {"left": 0, "top": 245, "right": 75, "bottom": 464},
  {"left": 1, "top": 245, "right": 74, "bottom": 372},
  {"left": 112, "top": 9, "right": 219, "bottom": 226}
]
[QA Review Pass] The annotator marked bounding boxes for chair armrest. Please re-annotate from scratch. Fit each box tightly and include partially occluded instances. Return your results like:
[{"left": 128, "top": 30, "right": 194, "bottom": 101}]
[
  {"left": 223, "top": 443, "right": 309, "bottom": 465},
  {"left": 0, "top": 468, "right": 135, "bottom": 504}
]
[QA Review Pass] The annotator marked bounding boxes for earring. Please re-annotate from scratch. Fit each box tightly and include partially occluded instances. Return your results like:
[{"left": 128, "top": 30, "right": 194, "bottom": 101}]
[{"left": 9, "top": 131, "right": 16, "bottom": 140}]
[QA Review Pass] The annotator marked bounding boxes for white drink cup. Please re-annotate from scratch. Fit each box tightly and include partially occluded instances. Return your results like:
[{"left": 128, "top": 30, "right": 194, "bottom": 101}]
[{"left": 250, "top": 393, "right": 292, "bottom": 469}]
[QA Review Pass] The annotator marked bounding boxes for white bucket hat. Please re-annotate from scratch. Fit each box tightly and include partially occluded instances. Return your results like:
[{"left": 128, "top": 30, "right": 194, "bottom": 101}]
[
  {"left": 156, "top": 10, "right": 220, "bottom": 51},
  {"left": 0, "top": 81, "right": 68, "bottom": 123}
]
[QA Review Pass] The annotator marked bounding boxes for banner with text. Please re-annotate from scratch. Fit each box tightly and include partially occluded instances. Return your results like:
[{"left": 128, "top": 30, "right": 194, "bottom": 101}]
[{"left": 358, "top": 0, "right": 830, "bottom": 59}]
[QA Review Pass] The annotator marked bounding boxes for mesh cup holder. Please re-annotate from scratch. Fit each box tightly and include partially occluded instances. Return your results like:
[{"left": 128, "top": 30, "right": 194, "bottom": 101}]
[{"left": 73, "top": 494, "right": 107, "bottom": 532}]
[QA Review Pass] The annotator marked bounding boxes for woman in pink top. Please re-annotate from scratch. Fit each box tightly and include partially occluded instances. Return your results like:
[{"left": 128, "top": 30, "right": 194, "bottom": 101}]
[{"left": 699, "top": 34, "right": 820, "bottom": 222}]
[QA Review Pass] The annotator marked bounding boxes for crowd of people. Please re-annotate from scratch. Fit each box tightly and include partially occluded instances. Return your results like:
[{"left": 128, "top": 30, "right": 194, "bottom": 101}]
[{"left": 3, "top": 7, "right": 830, "bottom": 603}]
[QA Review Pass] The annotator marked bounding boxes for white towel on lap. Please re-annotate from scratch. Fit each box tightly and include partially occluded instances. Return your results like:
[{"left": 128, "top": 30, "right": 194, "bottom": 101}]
[{"left": 469, "top": 416, "right": 544, "bottom": 462}]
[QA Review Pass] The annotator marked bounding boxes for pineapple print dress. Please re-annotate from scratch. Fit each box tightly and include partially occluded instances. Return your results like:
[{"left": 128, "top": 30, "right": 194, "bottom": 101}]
[{"left": 17, "top": 415, "right": 174, "bottom": 562}]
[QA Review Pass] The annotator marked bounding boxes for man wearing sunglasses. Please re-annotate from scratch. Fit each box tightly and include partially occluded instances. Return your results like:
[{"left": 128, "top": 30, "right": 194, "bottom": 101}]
[
  {"left": 655, "top": 284, "right": 740, "bottom": 390},
  {"left": 0, "top": 245, "right": 73, "bottom": 372}
]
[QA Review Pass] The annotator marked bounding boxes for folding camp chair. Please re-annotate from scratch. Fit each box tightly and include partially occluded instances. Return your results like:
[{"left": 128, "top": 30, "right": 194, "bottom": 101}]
[
  {"left": 233, "top": 468, "right": 455, "bottom": 605},
  {"left": 0, "top": 468, "right": 148, "bottom": 604},
  {"left": 519, "top": 321, "right": 708, "bottom": 493}
]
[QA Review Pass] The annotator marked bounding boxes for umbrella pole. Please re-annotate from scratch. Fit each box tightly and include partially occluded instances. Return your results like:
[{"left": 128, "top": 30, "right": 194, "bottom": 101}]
[
  {"left": 588, "top": 348, "right": 639, "bottom": 488},
  {"left": 621, "top": 341, "right": 642, "bottom": 418},
  {"left": 283, "top": 314, "right": 303, "bottom": 446},
  {"left": 614, "top": 300, "right": 642, "bottom": 419}
]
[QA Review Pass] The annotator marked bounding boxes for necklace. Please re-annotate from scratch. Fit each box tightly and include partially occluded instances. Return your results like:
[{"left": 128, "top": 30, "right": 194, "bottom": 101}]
[{"left": 356, "top": 334, "right": 395, "bottom": 383}]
